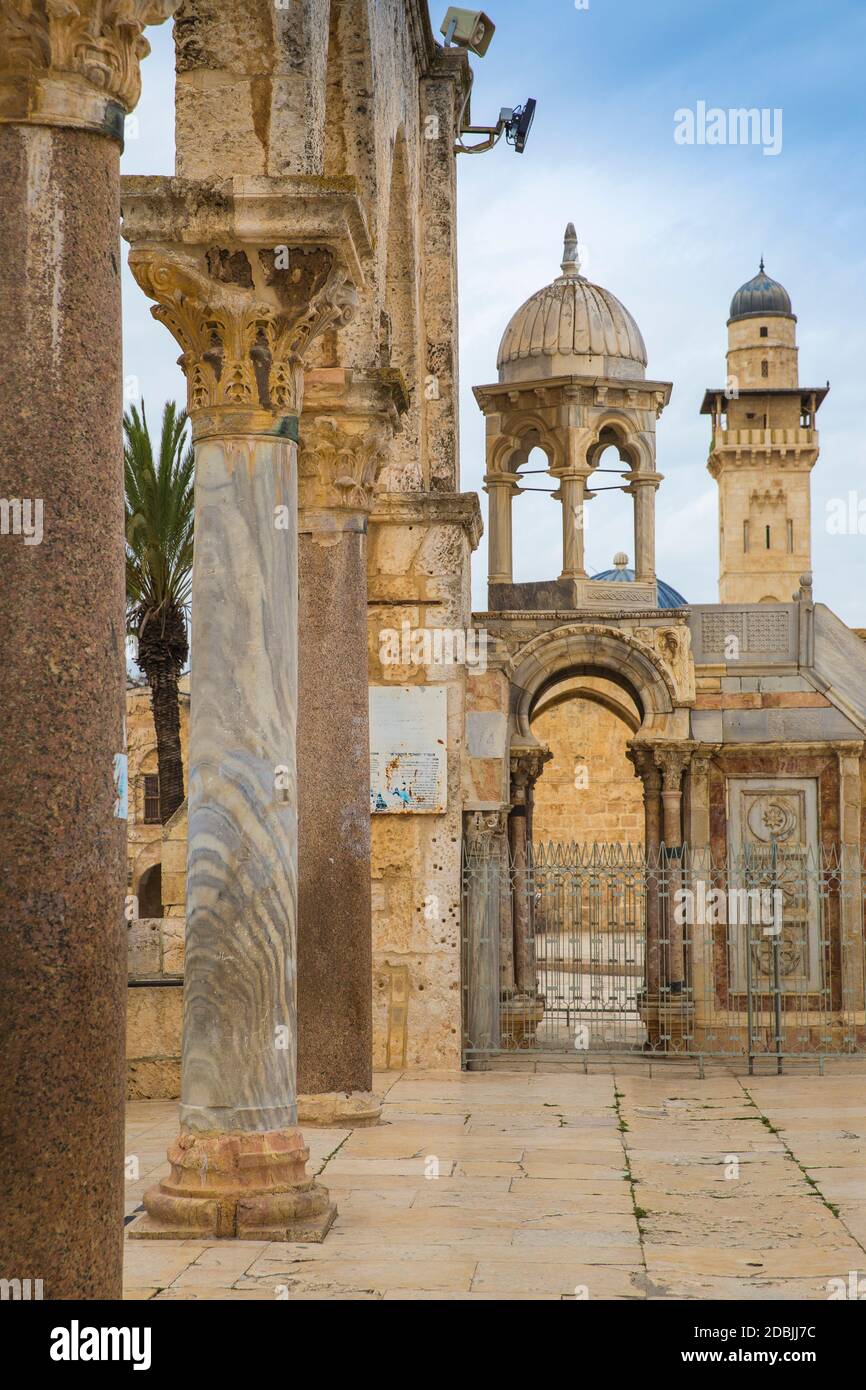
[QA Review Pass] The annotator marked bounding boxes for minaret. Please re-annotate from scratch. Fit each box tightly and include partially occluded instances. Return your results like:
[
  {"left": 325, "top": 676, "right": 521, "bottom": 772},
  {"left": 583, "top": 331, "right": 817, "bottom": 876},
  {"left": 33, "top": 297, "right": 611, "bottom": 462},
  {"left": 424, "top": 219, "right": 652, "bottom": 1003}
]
[{"left": 702, "top": 262, "right": 828, "bottom": 603}]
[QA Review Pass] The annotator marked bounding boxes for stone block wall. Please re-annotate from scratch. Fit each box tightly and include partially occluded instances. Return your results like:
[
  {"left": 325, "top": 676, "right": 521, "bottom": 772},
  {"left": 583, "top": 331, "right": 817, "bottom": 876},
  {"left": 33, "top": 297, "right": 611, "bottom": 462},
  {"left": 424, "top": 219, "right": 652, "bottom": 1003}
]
[
  {"left": 368, "top": 493, "right": 481, "bottom": 1070},
  {"left": 126, "top": 917, "right": 184, "bottom": 1099},
  {"left": 126, "top": 680, "right": 190, "bottom": 910}
]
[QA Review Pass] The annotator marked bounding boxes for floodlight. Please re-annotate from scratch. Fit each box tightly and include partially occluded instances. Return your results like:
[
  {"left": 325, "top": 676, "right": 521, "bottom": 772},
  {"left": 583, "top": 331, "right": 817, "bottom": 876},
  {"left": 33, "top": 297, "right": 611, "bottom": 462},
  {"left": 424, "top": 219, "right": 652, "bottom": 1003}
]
[{"left": 440, "top": 8, "right": 495, "bottom": 57}]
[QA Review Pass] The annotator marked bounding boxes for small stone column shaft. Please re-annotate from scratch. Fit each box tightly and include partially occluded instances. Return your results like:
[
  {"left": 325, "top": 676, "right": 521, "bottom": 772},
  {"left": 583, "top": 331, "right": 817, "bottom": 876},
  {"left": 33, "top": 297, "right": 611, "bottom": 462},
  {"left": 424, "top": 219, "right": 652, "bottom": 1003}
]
[
  {"left": 629, "top": 748, "right": 663, "bottom": 1002},
  {"left": 509, "top": 747, "right": 551, "bottom": 994},
  {"left": 485, "top": 474, "right": 517, "bottom": 585},
  {"left": 464, "top": 812, "right": 506, "bottom": 1058},
  {"left": 629, "top": 475, "right": 660, "bottom": 583},
  {"left": 559, "top": 474, "right": 587, "bottom": 579},
  {"left": 655, "top": 748, "right": 691, "bottom": 991}
]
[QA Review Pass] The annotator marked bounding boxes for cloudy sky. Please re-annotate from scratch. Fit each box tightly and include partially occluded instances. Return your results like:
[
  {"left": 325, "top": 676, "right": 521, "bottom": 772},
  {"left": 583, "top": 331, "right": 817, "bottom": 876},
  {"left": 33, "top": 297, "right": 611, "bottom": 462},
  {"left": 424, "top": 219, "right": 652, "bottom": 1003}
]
[{"left": 121, "top": 0, "right": 866, "bottom": 621}]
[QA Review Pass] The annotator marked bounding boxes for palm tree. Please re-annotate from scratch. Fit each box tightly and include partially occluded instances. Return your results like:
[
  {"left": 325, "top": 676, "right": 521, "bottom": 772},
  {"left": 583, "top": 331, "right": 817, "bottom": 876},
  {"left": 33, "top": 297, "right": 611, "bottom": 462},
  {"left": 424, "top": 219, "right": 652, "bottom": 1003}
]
[{"left": 125, "top": 401, "right": 194, "bottom": 825}]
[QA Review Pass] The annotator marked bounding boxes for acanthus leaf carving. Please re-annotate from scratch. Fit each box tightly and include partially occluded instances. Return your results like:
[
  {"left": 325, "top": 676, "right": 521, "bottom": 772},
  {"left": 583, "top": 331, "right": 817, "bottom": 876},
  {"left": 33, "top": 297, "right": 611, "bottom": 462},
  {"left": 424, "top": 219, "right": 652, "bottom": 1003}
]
[
  {"left": 127, "top": 246, "right": 356, "bottom": 418},
  {"left": 0, "top": 0, "right": 179, "bottom": 114},
  {"left": 299, "top": 415, "right": 393, "bottom": 514}
]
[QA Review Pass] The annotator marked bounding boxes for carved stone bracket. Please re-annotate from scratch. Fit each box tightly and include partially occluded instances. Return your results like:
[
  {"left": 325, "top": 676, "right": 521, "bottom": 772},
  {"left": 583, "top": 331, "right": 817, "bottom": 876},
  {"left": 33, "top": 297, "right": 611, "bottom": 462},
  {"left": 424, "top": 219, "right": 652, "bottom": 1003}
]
[
  {"left": 0, "top": 0, "right": 178, "bottom": 132},
  {"left": 127, "top": 244, "right": 357, "bottom": 422}
]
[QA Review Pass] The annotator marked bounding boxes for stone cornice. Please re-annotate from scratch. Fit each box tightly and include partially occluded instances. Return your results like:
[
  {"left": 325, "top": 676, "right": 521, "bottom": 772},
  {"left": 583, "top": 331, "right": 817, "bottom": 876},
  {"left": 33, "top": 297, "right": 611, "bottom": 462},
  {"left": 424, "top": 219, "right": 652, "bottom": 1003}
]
[
  {"left": 370, "top": 491, "right": 484, "bottom": 551},
  {"left": 474, "top": 375, "right": 673, "bottom": 415},
  {"left": 0, "top": 0, "right": 176, "bottom": 136},
  {"left": 473, "top": 608, "right": 692, "bottom": 623},
  {"left": 122, "top": 175, "right": 373, "bottom": 287}
]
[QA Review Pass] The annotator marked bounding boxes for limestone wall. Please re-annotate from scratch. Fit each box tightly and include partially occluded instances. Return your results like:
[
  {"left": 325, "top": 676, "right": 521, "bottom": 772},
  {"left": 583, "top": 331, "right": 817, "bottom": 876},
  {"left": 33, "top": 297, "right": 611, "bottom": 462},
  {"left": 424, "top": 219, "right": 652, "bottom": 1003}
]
[
  {"left": 126, "top": 917, "right": 184, "bottom": 1099},
  {"left": 125, "top": 684, "right": 189, "bottom": 1097},
  {"left": 126, "top": 681, "right": 190, "bottom": 909},
  {"left": 368, "top": 494, "right": 481, "bottom": 1070}
]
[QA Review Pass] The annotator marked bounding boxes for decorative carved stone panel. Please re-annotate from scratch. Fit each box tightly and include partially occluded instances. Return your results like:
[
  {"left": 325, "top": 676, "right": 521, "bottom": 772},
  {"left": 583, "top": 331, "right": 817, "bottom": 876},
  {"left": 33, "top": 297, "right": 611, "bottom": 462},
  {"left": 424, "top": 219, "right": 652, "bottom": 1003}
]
[
  {"left": 573, "top": 579, "right": 657, "bottom": 610},
  {"left": 690, "top": 604, "right": 797, "bottom": 664},
  {"left": 727, "top": 777, "right": 820, "bottom": 992}
]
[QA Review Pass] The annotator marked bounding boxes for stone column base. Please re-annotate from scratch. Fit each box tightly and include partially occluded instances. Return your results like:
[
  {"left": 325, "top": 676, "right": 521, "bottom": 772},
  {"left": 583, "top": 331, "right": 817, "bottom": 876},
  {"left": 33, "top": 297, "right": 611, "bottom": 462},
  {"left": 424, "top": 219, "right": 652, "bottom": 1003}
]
[
  {"left": 639, "top": 992, "right": 695, "bottom": 1054},
  {"left": 297, "top": 1091, "right": 382, "bottom": 1127},
  {"left": 127, "top": 1128, "right": 336, "bottom": 1242},
  {"left": 500, "top": 994, "right": 546, "bottom": 1049}
]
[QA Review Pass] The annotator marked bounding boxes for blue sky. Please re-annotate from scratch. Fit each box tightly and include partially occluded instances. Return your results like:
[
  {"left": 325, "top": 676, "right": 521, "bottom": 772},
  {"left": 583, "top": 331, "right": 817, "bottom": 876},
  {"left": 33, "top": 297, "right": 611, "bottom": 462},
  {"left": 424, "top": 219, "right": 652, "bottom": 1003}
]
[{"left": 121, "top": 1, "right": 866, "bottom": 621}]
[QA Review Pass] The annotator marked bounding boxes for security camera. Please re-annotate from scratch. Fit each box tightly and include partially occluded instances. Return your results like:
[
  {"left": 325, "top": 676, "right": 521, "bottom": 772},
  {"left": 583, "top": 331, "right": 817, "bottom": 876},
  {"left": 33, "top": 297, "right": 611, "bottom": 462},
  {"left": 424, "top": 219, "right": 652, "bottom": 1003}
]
[
  {"left": 440, "top": 7, "right": 495, "bottom": 57},
  {"left": 456, "top": 97, "right": 538, "bottom": 156},
  {"left": 505, "top": 99, "right": 536, "bottom": 153}
]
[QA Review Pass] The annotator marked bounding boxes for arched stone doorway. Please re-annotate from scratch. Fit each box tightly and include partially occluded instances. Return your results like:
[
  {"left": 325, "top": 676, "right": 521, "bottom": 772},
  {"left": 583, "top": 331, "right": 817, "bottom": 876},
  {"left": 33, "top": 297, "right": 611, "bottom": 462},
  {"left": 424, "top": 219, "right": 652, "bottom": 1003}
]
[
  {"left": 138, "top": 863, "right": 163, "bottom": 920},
  {"left": 506, "top": 622, "right": 691, "bottom": 864},
  {"left": 481, "top": 621, "right": 694, "bottom": 1054},
  {"left": 530, "top": 673, "right": 643, "bottom": 847}
]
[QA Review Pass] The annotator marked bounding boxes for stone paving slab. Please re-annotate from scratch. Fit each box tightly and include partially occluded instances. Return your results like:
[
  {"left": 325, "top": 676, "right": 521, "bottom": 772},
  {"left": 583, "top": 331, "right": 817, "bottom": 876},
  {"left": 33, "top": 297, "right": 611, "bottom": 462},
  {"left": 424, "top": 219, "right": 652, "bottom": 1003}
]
[{"left": 123, "top": 1065, "right": 866, "bottom": 1301}]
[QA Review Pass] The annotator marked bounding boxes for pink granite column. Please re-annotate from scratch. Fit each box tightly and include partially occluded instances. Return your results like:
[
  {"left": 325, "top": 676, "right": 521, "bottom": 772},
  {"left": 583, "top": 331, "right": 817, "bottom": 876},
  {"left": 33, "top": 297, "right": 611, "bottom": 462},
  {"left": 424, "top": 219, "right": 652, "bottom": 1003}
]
[
  {"left": 0, "top": 2, "right": 175, "bottom": 1300},
  {"left": 297, "top": 368, "right": 401, "bottom": 1123}
]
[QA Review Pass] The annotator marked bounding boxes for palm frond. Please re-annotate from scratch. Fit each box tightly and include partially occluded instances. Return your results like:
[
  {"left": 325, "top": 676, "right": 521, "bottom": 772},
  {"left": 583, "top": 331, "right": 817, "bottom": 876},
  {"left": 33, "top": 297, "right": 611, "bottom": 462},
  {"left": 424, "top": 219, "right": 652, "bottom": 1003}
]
[{"left": 124, "top": 400, "right": 195, "bottom": 656}]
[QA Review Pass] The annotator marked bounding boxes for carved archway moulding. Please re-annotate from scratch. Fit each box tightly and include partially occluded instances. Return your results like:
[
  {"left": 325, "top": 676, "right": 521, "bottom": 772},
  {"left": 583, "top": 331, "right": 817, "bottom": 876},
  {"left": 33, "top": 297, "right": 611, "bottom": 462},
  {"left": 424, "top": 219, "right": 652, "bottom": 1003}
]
[
  {"left": 587, "top": 413, "right": 656, "bottom": 474},
  {"left": 489, "top": 419, "right": 563, "bottom": 475},
  {"left": 506, "top": 622, "right": 683, "bottom": 741},
  {"left": 484, "top": 408, "right": 660, "bottom": 479}
]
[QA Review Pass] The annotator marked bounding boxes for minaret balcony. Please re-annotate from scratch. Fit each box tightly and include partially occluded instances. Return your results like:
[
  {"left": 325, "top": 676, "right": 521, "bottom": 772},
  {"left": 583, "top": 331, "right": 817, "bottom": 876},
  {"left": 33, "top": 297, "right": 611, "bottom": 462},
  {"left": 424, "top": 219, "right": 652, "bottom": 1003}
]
[{"left": 711, "top": 426, "right": 816, "bottom": 449}]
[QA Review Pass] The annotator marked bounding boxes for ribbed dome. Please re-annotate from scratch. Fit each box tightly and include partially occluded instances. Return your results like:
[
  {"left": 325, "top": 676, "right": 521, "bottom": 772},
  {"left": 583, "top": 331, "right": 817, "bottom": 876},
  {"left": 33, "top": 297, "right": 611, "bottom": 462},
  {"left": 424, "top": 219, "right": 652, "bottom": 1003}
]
[
  {"left": 729, "top": 260, "right": 793, "bottom": 322},
  {"left": 497, "top": 224, "right": 648, "bottom": 384}
]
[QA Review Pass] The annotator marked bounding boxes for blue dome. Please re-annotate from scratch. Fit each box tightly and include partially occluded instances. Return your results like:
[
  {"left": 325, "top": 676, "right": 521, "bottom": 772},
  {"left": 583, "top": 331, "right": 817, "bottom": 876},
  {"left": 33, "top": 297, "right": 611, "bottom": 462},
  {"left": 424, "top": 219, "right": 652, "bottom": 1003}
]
[
  {"left": 591, "top": 567, "right": 687, "bottom": 610},
  {"left": 729, "top": 262, "right": 793, "bottom": 322}
]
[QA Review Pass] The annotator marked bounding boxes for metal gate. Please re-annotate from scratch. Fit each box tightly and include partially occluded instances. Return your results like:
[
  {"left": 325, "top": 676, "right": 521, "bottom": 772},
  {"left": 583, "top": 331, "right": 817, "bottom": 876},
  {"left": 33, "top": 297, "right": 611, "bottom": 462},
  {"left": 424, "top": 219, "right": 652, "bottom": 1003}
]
[{"left": 462, "top": 839, "right": 866, "bottom": 1067}]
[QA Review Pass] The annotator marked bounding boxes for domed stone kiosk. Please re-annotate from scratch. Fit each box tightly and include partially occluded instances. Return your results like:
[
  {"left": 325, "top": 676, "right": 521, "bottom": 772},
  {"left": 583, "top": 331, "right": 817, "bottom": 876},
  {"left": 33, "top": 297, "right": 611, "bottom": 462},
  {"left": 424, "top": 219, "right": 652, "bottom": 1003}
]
[{"left": 474, "top": 223, "right": 673, "bottom": 613}]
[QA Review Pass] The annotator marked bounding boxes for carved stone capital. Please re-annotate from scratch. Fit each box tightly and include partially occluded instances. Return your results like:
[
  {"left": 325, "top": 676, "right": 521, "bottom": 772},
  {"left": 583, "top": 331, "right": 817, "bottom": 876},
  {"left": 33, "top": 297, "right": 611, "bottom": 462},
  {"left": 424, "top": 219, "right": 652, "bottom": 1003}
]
[
  {"left": 127, "top": 244, "right": 357, "bottom": 423},
  {"left": 298, "top": 416, "right": 392, "bottom": 515},
  {"left": 298, "top": 369, "right": 405, "bottom": 515},
  {"left": 509, "top": 745, "right": 552, "bottom": 803},
  {"left": 653, "top": 745, "right": 693, "bottom": 793},
  {"left": 690, "top": 743, "right": 721, "bottom": 778},
  {"left": 0, "top": 0, "right": 177, "bottom": 134},
  {"left": 465, "top": 810, "right": 508, "bottom": 856},
  {"left": 627, "top": 744, "right": 662, "bottom": 791}
]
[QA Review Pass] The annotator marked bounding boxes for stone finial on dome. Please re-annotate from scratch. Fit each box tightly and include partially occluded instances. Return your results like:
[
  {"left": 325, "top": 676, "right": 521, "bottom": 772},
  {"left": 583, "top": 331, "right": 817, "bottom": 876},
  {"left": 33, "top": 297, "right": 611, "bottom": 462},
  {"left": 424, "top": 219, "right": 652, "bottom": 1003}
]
[
  {"left": 613, "top": 552, "right": 629, "bottom": 570},
  {"left": 495, "top": 224, "right": 648, "bottom": 382},
  {"left": 560, "top": 222, "right": 580, "bottom": 279}
]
